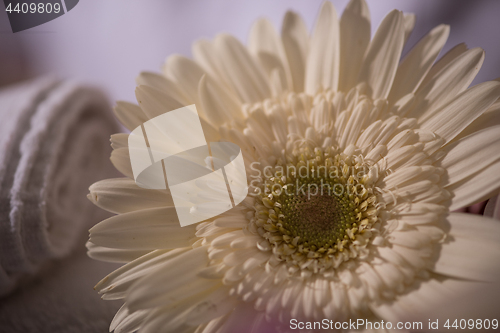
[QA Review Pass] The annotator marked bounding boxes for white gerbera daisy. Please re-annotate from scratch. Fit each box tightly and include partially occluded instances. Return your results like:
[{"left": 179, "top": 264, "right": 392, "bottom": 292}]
[{"left": 87, "top": 1, "right": 500, "bottom": 332}]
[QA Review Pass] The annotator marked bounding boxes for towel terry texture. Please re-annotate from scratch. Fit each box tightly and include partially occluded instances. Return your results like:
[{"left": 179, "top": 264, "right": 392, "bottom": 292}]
[{"left": 0, "top": 78, "right": 120, "bottom": 297}]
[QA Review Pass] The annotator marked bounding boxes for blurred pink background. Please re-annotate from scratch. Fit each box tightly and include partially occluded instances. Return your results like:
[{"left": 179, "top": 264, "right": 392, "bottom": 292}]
[{"left": 1, "top": 0, "right": 500, "bottom": 103}]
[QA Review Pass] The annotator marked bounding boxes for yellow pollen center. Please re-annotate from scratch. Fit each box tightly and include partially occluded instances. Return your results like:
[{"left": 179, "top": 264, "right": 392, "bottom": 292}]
[{"left": 252, "top": 147, "right": 380, "bottom": 266}]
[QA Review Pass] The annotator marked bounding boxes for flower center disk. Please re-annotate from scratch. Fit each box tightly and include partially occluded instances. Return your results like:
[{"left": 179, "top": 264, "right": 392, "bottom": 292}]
[
  {"left": 252, "top": 147, "right": 380, "bottom": 272},
  {"left": 281, "top": 183, "right": 357, "bottom": 252}
]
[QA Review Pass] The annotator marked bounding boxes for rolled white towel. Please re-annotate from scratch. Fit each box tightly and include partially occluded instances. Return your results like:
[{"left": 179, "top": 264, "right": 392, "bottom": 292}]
[{"left": 0, "top": 78, "right": 119, "bottom": 296}]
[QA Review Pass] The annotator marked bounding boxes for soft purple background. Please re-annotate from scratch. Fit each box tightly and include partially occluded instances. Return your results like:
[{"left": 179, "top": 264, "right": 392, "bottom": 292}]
[{"left": 1, "top": 0, "right": 500, "bottom": 103}]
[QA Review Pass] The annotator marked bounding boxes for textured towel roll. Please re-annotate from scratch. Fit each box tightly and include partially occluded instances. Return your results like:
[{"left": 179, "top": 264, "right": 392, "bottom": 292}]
[{"left": 0, "top": 78, "right": 119, "bottom": 296}]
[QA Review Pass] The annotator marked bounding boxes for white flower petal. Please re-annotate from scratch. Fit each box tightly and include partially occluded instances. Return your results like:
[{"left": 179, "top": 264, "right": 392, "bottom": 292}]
[
  {"left": 408, "top": 47, "right": 484, "bottom": 123},
  {"left": 198, "top": 75, "right": 242, "bottom": 127},
  {"left": 372, "top": 278, "right": 500, "bottom": 323},
  {"left": 111, "top": 133, "right": 129, "bottom": 150},
  {"left": 368, "top": 115, "right": 400, "bottom": 147},
  {"left": 431, "top": 213, "right": 500, "bottom": 281},
  {"left": 309, "top": 99, "right": 331, "bottom": 135},
  {"left": 199, "top": 315, "right": 229, "bottom": 333},
  {"left": 357, "top": 10, "right": 404, "bottom": 99},
  {"left": 211, "top": 230, "right": 245, "bottom": 248},
  {"left": 162, "top": 55, "right": 206, "bottom": 104},
  {"left": 214, "top": 34, "right": 271, "bottom": 103},
  {"left": 86, "top": 241, "right": 150, "bottom": 263},
  {"left": 136, "top": 71, "right": 191, "bottom": 105},
  {"left": 451, "top": 100, "right": 500, "bottom": 141},
  {"left": 114, "top": 101, "right": 148, "bottom": 131},
  {"left": 126, "top": 246, "right": 211, "bottom": 310},
  {"left": 447, "top": 161, "right": 500, "bottom": 211},
  {"left": 110, "top": 147, "right": 134, "bottom": 179},
  {"left": 391, "top": 244, "right": 430, "bottom": 269},
  {"left": 192, "top": 39, "right": 236, "bottom": 96},
  {"left": 94, "top": 249, "right": 186, "bottom": 297},
  {"left": 249, "top": 18, "right": 291, "bottom": 90},
  {"left": 420, "top": 81, "right": 500, "bottom": 144},
  {"left": 213, "top": 215, "right": 248, "bottom": 229},
  {"left": 389, "top": 230, "right": 431, "bottom": 249},
  {"left": 419, "top": 43, "right": 468, "bottom": 88},
  {"left": 135, "top": 85, "right": 183, "bottom": 119},
  {"left": 356, "top": 120, "right": 382, "bottom": 149},
  {"left": 136, "top": 84, "right": 219, "bottom": 142},
  {"left": 382, "top": 165, "right": 438, "bottom": 191},
  {"left": 437, "top": 125, "right": 500, "bottom": 186},
  {"left": 86, "top": 3, "right": 500, "bottom": 330},
  {"left": 281, "top": 11, "right": 309, "bottom": 93},
  {"left": 339, "top": 98, "right": 370, "bottom": 148},
  {"left": 402, "top": 13, "right": 416, "bottom": 45},
  {"left": 223, "top": 248, "right": 259, "bottom": 266},
  {"left": 268, "top": 105, "right": 289, "bottom": 143},
  {"left": 139, "top": 300, "right": 196, "bottom": 333},
  {"left": 305, "top": 1, "right": 340, "bottom": 94},
  {"left": 111, "top": 305, "right": 149, "bottom": 333},
  {"left": 338, "top": 0, "right": 370, "bottom": 92},
  {"left": 388, "top": 24, "right": 450, "bottom": 105},
  {"left": 185, "top": 288, "right": 237, "bottom": 326},
  {"left": 88, "top": 177, "right": 174, "bottom": 214},
  {"left": 89, "top": 207, "right": 197, "bottom": 250}
]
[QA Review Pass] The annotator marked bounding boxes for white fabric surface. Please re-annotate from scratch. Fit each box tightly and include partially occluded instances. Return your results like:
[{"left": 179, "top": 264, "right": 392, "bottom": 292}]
[
  {"left": 0, "top": 78, "right": 119, "bottom": 297},
  {"left": 0, "top": 243, "right": 122, "bottom": 333}
]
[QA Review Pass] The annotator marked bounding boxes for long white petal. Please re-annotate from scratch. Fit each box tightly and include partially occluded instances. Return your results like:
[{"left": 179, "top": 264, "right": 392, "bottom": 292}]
[
  {"left": 281, "top": 11, "right": 309, "bottom": 93},
  {"left": 249, "top": 18, "right": 291, "bottom": 90},
  {"left": 192, "top": 39, "right": 236, "bottom": 96},
  {"left": 135, "top": 85, "right": 183, "bottom": 119},
  {"left": 136, "top": 71, "right": 191, "bottom": 105},
  {"left": 86, "top": 241, "right": 150, "bottom": 263},
  {"left": 305, "top": 1, "right": 340, "bottom": 94},
  {"left": 388, "top": 24, "right": 450, "bottom": 105},
  {"left": 88, "top": 177, "right": 174, "bottom": 214},
  {"left": 338, "top": 0, "right": 370, "bottom": 92},
  {"left": 198, "top": 75, "right": 242, "bottom": 127},
  {"left": 135, "top": 84, "right": 219, "bottom": 142},
  {"left": 214, "top": 34, "right": 271, "bottom": 103},
  {"left": 162, "top": 55, "right": 206, "bottom": 104},
  {"left": 451, "top": 100, "right": 500, "bottom": 141},
  {"left": 403, "top": 13, "right": 416, "bottom": 45},
  {"left": 447, "top": 159, "right": 500, "bottom": 211},
  {"left": 111, "top": 305, "right": 149, "bottom": 333},
  {"left": 372, "top": 278, "right": 500, "bottom": 323},
  {"left": 114, "top": 101, "right": 148, "bottom": 132},
  {"left": 437, "top": 125, "right": 500, "bottom": 186},
  {"left": 431, "top": 213, "right": 500, "bottom": 281},
  {"left": 110, "top": 147, "right": 134, "bottom": 179},
  {"left": 94, "top": 249, "right": 186, "bottom": 296},
  {"left": 126, "top": 246, "right": 211, "bottom": 310},
  {"left": 419, "top": 43, "right": 468, "bottom": 88},
  {"left": 89, "top": 207, "right": 197, "bottom": 250},
  {"left": 111, "top": 133, "right": 128, "bottom": 150},
  {"left": 408, "top": 47, "right": 484, "bottom": 122},
  {"left": 420, "top": 81, "right": 500, "bottom": 143},
  {"left": 357, "top": 10, "right": 404, "bottom": 99}
]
